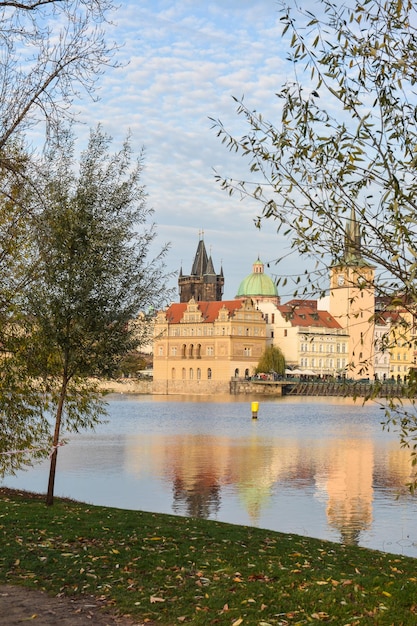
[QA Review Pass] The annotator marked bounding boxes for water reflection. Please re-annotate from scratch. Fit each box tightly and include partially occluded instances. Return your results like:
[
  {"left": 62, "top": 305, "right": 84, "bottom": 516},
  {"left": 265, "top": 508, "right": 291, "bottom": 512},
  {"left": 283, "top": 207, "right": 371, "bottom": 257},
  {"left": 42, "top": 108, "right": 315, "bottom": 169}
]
[{"left": 2, "top": 395, "right": 417, "bottom": 557}]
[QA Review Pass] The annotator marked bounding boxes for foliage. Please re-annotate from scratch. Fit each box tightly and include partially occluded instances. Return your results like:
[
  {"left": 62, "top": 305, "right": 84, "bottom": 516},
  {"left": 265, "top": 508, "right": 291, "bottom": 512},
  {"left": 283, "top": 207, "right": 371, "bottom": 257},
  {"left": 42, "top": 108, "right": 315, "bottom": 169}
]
[
  {"left": 1, "top": 488, "right": 417, "bottom": 625},
  {"left": 255, "top": 345, "right": 285, "bottom": 375},
  {"left": 117, "top": 351, "right": 148, "bottom": 378},
  {"left": 212, "top": 0, "right": 417, "bottom": 299},
  {"left": 211, "top": 0, "right": 417, "bottom": 484},
  {"left": 0, "top": 0, "right": 117, "bottom": 174},
  {"left": 0, "top": 126, "right": 171, "bottom": 503}
]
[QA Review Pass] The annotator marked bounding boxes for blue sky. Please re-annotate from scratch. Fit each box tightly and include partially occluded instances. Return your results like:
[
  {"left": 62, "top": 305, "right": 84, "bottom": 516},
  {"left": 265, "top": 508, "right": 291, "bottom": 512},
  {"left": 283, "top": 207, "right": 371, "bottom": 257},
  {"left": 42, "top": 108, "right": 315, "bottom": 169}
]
[{"left": 74, "top": 0, "right": 312, "bottom": 301}]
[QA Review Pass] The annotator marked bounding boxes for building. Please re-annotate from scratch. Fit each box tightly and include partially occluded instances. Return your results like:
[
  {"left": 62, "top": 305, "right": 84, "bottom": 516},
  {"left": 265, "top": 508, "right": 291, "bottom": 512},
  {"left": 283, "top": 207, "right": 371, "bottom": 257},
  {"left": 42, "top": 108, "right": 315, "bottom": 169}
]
[
  {"left": 235, "top": 258, "right": 280, "bottom": 306},
  {"left": 153, "top": 297, "right": 266, "bottom": 394},
  {"left": 178, "top": 234, "right": 224, "bottom": 303},
  {"left": 328, "top": 208, "right": 375, "bottom": 379},
  {"left": 249, "top": 298, "right": 349, "bottom": 377}
]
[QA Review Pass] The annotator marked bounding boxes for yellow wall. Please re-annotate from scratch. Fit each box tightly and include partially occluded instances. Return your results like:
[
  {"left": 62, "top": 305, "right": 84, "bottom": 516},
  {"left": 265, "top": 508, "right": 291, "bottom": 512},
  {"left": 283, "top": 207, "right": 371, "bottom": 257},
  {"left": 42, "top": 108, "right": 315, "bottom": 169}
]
[{"left": 329, "top": 266, "right": 375, "bottom": 379}]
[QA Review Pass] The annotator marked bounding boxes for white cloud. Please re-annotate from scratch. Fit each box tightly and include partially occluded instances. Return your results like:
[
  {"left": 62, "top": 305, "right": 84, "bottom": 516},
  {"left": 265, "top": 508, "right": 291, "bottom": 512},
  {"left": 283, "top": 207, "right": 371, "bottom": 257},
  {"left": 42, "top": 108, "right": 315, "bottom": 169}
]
[{"left": 68, "top": 0, "right": 320, "bottom": 300}]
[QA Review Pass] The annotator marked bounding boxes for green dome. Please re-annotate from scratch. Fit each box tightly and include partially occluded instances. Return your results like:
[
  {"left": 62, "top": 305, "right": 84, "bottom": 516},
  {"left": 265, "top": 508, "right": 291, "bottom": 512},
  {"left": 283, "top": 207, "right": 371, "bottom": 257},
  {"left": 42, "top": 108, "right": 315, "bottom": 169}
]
[{"left": 237, "top": 259, "right": 278, "bottom": 298}]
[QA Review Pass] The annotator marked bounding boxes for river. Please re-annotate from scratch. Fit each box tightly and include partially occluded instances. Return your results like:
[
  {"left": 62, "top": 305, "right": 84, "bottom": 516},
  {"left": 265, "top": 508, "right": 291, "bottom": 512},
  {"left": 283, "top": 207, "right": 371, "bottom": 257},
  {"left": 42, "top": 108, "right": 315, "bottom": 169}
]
[{"left": 2, "top": 394, "right": 417, "bottom": 558}]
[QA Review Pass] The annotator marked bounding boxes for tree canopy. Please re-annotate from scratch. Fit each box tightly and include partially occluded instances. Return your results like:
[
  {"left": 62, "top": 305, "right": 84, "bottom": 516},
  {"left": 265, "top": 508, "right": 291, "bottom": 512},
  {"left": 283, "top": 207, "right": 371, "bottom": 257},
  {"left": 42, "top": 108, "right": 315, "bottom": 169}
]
[
  {"left": 0, "top": 0, "right": 117, "bottom": 170},
  {"left": 255, "top": 345, "right": 286, "bottom": 376},
  {"left": 0, "top": 126, "right": 171, "bottom": 503},
  {"left": 212, "top": 0, "right": 417, "bottom": 303}
]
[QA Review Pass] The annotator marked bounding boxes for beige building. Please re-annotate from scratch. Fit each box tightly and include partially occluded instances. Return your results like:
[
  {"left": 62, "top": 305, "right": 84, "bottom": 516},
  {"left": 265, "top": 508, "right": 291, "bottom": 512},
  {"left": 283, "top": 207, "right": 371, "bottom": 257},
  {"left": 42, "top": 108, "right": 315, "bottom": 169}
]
[
  {"left": 328, "top": 209, "right": 375, "bottom": 379},
  {"left": 258, "top": 299, "right": 349, "bottom": 377},
  {"left": 153, "top": 298, "right": 266, "bottom": 394}
]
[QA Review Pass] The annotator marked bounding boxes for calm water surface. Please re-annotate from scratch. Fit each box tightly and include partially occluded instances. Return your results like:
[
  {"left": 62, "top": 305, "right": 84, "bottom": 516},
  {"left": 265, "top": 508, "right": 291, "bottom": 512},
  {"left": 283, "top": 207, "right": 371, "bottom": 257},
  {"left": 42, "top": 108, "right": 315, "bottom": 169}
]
[{"left": 3, "top": 394, "right": 417, "bottom": 558}]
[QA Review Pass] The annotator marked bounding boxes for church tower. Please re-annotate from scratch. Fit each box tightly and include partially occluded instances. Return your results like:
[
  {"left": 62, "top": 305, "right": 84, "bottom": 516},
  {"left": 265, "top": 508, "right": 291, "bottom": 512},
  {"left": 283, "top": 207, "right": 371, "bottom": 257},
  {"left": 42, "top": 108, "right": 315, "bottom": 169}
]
[
  {"left": 178, "top": 233, "right": 224, "bottom": 302},
  {"left": 329, "top": 208, "right": 375, "bottom": 379}
]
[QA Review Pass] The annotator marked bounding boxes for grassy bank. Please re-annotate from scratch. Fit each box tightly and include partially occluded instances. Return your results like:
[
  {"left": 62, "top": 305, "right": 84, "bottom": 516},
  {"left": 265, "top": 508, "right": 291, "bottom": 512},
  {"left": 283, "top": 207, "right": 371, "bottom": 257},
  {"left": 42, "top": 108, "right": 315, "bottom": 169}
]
[{"left": 0, "top": 488, "right": 416, "bottom": 625}]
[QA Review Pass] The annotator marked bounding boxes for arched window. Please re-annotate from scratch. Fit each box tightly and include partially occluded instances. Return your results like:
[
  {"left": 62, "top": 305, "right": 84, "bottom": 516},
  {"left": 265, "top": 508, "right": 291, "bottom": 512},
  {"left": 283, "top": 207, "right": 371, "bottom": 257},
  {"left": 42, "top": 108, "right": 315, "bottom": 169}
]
[
  {"left": 189, "top": 368, "right": 194, "bottom": 380},
  {"left": 197, "top": 368, "right": 201, "bottom": 380},
  {"left": 171, "top": 368, "right": 176, "bottom": 380},
  {"left": 234, "top": 368, "right": 239, "bottom": 377},
  {"left": 196, "top": 343, "right": 201, "bottom": 358},
  {"left": 189, "top": 344, "right": 194, "bottom": 358},
  {"left": 182, "top": 368, "right": 186, "bottom": 380},
  {"left": 207, "top": 368, "right": 212, "bottom": 380},
  {"left": 181, "top": 344, "right": 186, "bottom": 358}
]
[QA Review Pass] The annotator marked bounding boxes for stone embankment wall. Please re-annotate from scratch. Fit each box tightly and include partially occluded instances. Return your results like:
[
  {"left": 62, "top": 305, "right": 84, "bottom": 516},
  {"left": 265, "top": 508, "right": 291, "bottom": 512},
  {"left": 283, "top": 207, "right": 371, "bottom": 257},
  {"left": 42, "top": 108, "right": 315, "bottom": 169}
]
[
  {"left": 229, "top": 379, "right": 283, "bottom": 395},
  {"left": 97, "top": 378, "right": 152, "bottom": 394}
]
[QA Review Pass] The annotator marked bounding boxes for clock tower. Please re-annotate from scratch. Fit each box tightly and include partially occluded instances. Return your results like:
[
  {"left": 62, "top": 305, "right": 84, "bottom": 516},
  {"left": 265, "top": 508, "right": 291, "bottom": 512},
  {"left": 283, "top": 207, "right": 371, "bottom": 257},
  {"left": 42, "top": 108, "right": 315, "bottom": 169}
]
[{"left": 329, "top": 208, "right": 375, "bottom": 379}]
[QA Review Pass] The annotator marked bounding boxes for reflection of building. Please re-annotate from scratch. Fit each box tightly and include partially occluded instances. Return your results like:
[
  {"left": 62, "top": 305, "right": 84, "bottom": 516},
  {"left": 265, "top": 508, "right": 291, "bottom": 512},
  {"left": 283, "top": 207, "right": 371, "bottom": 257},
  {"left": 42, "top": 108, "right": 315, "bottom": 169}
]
[
  {"left": 122, "top": 417, "right": 415, "bottom": 542},
  {"left": 316, "top": 438, "right": 374, "bottom": 546},
  {"left": 153, "top": 297, "right": 266, "bottom": 394}
]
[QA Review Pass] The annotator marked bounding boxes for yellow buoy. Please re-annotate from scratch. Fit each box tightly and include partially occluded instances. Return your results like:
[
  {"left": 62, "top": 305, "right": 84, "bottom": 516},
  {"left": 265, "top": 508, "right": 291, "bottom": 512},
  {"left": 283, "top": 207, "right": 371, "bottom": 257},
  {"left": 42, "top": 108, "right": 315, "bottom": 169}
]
[{"left": 251, "top": 401, "right": 259, "bottom": 419}]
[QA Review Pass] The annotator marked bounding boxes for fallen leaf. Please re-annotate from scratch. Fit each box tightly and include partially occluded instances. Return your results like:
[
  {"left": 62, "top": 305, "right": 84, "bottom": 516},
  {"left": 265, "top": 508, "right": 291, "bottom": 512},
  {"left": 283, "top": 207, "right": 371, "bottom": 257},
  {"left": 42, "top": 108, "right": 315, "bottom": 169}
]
[
  {"left": 150, "top": 596, "right": 165, "bottom": 603},
  {"left": 232, "top": 619, "right": 243, "bottom": 626}
]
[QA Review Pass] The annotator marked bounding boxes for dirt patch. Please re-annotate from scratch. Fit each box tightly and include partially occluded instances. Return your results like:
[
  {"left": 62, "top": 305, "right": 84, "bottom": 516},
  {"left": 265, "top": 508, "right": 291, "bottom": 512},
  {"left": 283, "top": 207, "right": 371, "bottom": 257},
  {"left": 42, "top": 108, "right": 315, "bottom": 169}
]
[{"left": 0, "top": 585, "right": 144, "bottom": 625}]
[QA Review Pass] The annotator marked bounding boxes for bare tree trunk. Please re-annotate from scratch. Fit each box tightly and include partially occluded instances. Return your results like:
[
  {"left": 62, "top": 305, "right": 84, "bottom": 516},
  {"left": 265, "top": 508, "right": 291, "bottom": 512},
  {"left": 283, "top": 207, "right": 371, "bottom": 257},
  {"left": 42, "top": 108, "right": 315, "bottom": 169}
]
[{"left": 46, "top": 378, "right": 68, "bottom": 506}]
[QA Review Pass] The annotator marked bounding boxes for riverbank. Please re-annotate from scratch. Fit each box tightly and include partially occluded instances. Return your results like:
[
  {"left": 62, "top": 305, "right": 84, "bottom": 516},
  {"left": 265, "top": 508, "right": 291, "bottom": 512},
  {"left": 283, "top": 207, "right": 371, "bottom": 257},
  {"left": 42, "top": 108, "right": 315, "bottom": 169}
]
[
  {"left": 1, "top": 487, "right": 416, "bottom": 625},
  {"left": 99, "top": 377, "right": 407, "bottom": 399}
]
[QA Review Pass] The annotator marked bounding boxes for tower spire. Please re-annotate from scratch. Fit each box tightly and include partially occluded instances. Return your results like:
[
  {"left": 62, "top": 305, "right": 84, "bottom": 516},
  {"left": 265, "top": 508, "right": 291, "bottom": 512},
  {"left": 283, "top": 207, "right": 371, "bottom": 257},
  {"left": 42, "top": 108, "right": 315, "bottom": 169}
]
[{"left": 344, "top": 207, "right": 364, "bottom": 265}]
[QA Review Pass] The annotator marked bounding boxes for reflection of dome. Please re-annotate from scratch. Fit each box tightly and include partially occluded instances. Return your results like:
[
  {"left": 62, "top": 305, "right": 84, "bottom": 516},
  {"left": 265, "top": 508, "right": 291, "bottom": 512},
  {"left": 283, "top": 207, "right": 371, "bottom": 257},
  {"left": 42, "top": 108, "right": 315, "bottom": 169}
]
[{"left": 236, "top": 258, "right": 279, "bottom": 304}]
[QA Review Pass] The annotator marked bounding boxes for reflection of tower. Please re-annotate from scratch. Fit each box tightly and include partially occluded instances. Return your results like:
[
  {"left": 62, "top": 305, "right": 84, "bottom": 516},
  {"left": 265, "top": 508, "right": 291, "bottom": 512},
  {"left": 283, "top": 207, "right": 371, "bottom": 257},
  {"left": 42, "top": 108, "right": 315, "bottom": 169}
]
[
  {"left": 233, "top": 436, "right": 300, "bottom": 525},
  {"left": 321, "top": 438, "right": 373, "bottom": 546},
  {"left": 165, "top": 434, "right": 229, "bottom": 520},
  {"left": 172, "top": 476, "right": 221, "bottom": 518}
]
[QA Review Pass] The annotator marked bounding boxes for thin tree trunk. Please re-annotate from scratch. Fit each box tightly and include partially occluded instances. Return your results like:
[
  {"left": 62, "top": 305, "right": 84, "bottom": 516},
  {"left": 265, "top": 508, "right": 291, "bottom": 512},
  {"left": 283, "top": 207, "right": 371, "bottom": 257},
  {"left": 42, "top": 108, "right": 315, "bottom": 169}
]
[{"left": 46, "top": 377, "right": 68, "bottom": 506}]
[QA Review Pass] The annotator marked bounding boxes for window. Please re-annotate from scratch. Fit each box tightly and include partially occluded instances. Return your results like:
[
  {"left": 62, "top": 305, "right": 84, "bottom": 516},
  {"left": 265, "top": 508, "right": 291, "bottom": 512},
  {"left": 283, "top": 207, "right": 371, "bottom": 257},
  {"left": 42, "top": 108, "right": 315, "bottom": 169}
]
[
  {"left": 207, "top": 346, "right": 214, "bottom": 356},
  {"left": 284, "top": 329, "right": 287, "bottom": 337},
  {"left": 207, "top": 368, "right": 212, "bottom": 380},
  {"left": 182, "top": 368, "right": 186, "bottom": 380},
  {"left": 171, "top": 368, "right": 176, "bottom": 380},
  {"left": 189, "top": 368, "right": 194, "bottom": 380},
  {"left": 271, "top": 314, "right": 275, "bottom": 324},
  {"left": 197, "top": 368, "right": 201, "bottom": 380},
  {"left": 244, "top": 347, "right": 252, "bottom": 357},
  {"left": 171, "top": 346, "right": 177, "bottom": 356}
]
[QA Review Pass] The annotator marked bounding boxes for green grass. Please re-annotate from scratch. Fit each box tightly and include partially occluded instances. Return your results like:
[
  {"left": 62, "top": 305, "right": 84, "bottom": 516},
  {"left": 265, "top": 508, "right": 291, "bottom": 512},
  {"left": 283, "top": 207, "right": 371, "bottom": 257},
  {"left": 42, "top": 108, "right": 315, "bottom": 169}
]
[{"left": 1, "top": 488, "right": 417, "bottom": 625}]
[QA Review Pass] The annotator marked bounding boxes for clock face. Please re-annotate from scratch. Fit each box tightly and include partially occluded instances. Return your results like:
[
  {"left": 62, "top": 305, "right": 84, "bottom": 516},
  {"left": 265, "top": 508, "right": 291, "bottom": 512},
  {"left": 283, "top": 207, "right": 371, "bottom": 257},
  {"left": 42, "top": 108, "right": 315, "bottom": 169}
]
[{"left": 337, "top": 274, "right": 345, "bottom": 286}]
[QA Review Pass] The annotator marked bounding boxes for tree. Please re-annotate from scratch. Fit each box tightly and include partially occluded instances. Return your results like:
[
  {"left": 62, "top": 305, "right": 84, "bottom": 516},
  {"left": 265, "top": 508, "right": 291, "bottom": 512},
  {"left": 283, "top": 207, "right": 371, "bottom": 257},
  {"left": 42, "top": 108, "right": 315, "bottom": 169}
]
[
  {"left": 255, "top": 346, "right": 285, "bottom": 376},
  {"left": 211, "top": 0, "right": 417, "bottom": 482},
  {"left": 0, "top": 0, "right": 117, "bottom": 174},
  {"left": 16, "top": 126, "right": 170, "bottom": 505}
]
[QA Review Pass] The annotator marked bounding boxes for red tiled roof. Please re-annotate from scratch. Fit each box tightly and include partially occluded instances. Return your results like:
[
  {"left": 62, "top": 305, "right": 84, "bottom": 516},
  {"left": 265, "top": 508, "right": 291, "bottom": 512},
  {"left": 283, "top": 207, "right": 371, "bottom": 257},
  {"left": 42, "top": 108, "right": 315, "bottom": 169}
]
[
  {"left": 164, "top": 300, "right": 245, "bottom": 324},
  {"left": 277, "top": 304, "right": 341, "bottom": 329}
]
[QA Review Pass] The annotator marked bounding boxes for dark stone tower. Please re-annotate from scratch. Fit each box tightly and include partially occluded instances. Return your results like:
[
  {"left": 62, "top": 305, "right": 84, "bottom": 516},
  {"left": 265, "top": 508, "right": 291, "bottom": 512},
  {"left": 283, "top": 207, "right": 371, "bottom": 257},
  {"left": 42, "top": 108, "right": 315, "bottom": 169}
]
[{"left": 178, "top": 235, "right": 224, "bottom": 302}]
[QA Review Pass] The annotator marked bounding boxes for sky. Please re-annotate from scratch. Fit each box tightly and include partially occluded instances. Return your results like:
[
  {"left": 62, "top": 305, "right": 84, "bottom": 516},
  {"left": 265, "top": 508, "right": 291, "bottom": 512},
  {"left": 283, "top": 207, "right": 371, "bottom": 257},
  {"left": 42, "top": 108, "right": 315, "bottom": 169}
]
[{"left": 73, "top": 0, "right": 316, "bottom": 302}]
